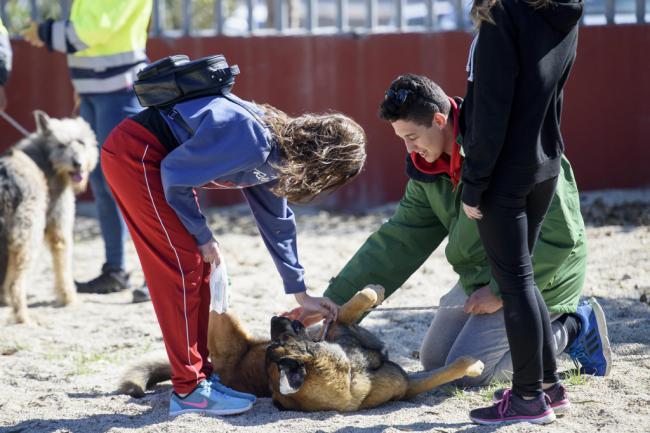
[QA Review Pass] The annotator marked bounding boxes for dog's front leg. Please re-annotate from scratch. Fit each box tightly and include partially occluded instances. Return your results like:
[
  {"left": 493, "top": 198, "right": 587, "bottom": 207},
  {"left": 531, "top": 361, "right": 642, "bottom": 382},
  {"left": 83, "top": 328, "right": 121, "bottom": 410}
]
[
  {"left": 46, "top": 225, "right": 76, "bottom": 306},
  {"left": 337, "top": 285, "right": 385, "bottom": 325}
]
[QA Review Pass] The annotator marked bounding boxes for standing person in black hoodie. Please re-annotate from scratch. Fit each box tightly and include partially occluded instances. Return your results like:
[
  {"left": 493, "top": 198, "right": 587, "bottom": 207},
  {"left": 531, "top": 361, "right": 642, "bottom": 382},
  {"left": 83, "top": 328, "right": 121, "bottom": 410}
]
[{"left": 460, "top": 0, "right": 584, "bottom": 426}]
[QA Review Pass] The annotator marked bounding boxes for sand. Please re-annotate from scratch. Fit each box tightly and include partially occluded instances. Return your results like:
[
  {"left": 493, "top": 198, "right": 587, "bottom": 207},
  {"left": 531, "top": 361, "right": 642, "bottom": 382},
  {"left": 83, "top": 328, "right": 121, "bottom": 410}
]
[{"left": 1, "top": 189, "right": 649, "bottom": 433}]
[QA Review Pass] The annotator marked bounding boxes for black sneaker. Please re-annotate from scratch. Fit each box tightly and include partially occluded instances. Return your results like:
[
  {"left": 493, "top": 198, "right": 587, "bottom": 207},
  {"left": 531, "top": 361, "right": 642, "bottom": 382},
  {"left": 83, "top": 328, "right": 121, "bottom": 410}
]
[
  {"left": 493, "top": 383, "right": 570, "bottom": 414},
  {"left": 470, "top": 389, "right": 556, "bottom": 425},
  {"left": 132, "top": 284, "right": 151, "bottom": 303},
  {"left": 76, "top": 264, "right": 131, "bottom": 294}
]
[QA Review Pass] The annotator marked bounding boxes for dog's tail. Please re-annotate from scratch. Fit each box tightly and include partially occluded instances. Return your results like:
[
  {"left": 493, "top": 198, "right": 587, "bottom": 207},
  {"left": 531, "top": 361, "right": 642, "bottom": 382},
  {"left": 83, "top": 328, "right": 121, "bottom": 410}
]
[
  {"left": 118, "top": 354, "right": 172, "bottom": 398},
  {"left": 404, "top": 356, "right": 484, "bottom": 399}
]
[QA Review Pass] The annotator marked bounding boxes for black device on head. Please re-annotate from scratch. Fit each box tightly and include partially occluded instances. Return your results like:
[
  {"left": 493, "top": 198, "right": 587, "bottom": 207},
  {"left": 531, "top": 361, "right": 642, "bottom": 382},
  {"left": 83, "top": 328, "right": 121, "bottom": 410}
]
[{"left": 133, "top": 54, "right": 240, "bottom": 108}]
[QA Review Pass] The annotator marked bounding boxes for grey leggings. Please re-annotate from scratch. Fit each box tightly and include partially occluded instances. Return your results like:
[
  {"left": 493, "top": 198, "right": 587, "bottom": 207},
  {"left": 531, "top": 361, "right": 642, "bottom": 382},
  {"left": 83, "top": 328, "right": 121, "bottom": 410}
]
[{"left": 419, "top": 283, "right": 569, "bottom": 387}]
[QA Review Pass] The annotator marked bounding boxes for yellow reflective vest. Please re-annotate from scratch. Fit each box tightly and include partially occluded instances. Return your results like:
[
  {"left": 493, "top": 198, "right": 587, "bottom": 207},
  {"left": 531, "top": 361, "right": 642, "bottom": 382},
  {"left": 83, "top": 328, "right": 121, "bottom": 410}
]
[{"left": 39, "top": 0, "right": 152, "bottom": 94}]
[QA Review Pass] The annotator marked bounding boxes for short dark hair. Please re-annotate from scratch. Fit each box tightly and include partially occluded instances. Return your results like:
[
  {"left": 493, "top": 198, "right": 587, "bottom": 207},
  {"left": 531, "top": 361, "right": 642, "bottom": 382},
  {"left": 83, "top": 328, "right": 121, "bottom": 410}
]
[{"left": 378, "top": 74, "right": 450, "bottom": 127}]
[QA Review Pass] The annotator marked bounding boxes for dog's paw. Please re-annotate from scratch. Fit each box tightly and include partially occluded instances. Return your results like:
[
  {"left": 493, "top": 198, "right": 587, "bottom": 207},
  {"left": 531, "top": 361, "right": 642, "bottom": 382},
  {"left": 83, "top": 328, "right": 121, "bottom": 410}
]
[
  {"left": 56, "top": 287, "right": 78, "bottom": 306},
  {"left": 13, "top": 314, "right": 33, "bottom": 326},
  {"left": 466, "top": 360, "right": 485, "bottom": 378},
  {"left": 364, "top": 284, "right": 385, "bottom": 305},
  {"left": 454, "top": 356, "right": 485, "bottom": 378}
]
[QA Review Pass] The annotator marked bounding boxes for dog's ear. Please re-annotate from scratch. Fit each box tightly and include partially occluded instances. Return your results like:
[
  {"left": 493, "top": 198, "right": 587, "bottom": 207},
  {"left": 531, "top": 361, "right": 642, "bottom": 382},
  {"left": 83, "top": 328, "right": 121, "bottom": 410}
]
[
  {"left": 271, "top": 316, "right": 296, "bottom": 341},
  {"left": 34, "top": 110, "right": 52, "bottom": 135},
  {"left": 277, "top": 358, "right": 306, "bottom": 395}
]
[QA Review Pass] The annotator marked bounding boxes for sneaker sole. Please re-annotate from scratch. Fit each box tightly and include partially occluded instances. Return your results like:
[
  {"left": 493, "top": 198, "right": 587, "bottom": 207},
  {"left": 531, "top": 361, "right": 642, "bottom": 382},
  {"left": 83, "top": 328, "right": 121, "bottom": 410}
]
[
  {"left": 491, "top": 397, "right": 571, "bottom": 414},
  {"left": 589, "top": 297, "right": 613, "bottom": 377},
  {"left": 211, "top": 385, "right": 257, "bottom": 402},
  {"left": 169, "top": 401, "right": 253, "bottom": 417},
  {"left": 552, "top": 399, "right": 570, "bottom": 415},
  {"left": 470, "top": 410, "right": 556, "bottom": 426}
]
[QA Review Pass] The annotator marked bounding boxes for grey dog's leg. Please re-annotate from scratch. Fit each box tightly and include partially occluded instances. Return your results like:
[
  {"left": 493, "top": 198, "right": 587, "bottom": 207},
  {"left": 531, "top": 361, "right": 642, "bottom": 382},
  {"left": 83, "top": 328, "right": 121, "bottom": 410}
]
[
  {"left": 46, "top": 194, "right": 77, "bottom": 305},
  {"left": 5, "top": 204, "right": 46, "bottom": 324},
  {"left": 5, "top": 244, "right": 31, "bottom": 324}
]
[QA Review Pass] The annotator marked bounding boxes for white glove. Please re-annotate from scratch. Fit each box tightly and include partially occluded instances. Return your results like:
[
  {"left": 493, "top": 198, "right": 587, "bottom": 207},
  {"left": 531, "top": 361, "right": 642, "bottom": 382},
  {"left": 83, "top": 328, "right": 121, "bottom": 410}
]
[{"left": 209, "top": 259, "right": 230, "bottom": 313}]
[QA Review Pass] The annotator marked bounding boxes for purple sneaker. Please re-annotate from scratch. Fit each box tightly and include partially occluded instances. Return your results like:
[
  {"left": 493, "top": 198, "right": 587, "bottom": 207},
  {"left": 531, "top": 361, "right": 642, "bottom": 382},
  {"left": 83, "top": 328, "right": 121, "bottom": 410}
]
[
  {"left": 470, "top": 389, "right": 556, "bottom": 425},
  {"left": 493, "top": 383, "right": 570, "bottom": 414}
]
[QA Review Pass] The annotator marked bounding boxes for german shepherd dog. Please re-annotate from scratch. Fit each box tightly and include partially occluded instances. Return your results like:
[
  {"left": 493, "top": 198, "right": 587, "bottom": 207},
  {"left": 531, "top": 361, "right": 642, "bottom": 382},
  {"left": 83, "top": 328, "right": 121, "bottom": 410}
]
[
  {"left": 0, "top": 111, "right": 97, "bottom": 324},
  {"left": 119, "top": 286, "right": 484, "bottom": 411}
]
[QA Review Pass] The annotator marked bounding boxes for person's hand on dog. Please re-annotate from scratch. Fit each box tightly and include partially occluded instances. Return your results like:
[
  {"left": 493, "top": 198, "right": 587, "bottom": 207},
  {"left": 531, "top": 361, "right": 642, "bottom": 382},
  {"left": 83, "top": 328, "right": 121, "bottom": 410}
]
[
  {"left": 281, "top": 306, "right": 324, "bottom": 327},
  {"left": 293, "top": 292, "right": 338, "bottom": 324},
  {"left": 198, "top": 239, "right": 221, "bottom": 265},
  {"left": 464, "top": 285, "right": 502, "bottom": 315},
  {"left": 22, "top": 22, "right": 45, "bottom": 48}
]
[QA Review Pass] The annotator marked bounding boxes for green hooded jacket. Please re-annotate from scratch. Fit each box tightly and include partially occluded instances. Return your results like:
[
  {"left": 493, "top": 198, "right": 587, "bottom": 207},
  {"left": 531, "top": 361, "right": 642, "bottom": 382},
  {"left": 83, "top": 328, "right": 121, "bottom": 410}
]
[{"left": 324, "top": 156, "right": 586, "bottom": 315}]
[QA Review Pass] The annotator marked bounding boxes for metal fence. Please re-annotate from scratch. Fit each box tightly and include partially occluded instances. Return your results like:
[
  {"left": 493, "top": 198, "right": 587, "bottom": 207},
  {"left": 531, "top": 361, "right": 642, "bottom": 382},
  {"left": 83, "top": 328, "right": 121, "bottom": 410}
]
[{"left": 0, "top": 0, "right": 647, "bottom": 37}]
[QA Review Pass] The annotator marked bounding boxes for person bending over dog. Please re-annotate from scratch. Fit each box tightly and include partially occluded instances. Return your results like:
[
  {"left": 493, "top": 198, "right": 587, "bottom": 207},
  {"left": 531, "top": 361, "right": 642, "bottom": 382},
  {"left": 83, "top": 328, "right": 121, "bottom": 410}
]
[
  {"left": 287, "top": 73, "right": 611, "bottom": 410},
  {"left": 101, "top": 88, "right": 366, "bottom": 416}
]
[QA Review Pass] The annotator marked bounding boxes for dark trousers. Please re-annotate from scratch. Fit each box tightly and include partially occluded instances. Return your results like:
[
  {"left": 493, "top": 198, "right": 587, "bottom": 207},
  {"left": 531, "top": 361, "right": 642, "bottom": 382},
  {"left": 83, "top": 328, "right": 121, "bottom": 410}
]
[{"left": 476, "top": 176, "right": 560, "bottom": 397}]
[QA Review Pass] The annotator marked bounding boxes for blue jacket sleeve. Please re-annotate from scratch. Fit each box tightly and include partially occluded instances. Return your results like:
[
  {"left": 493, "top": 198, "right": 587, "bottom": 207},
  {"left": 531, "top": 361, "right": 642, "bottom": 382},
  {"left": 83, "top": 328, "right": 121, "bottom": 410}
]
[
  {"left": 161, "top": 111, "right": 271, "bottom": 245},
  {"left": 242, "top": 183, "right": 307, "bottom": 294}
]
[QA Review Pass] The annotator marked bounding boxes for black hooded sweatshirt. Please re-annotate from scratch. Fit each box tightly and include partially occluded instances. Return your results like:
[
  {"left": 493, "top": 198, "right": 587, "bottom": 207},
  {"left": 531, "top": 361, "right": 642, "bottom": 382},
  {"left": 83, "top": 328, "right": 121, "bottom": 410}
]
[{"left": 460, "top": 0, "right": 584, "bottom": 207}]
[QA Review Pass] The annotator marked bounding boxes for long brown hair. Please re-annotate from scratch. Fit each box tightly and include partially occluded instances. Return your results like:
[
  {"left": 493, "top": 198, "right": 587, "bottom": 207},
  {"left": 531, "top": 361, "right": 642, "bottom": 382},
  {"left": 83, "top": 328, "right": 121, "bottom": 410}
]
[
  {"left": 471, "top": 0, "right": 552, "bottom": 27},
  {"left": 262, "top": 104, "right": 367, "bottom": 203}
]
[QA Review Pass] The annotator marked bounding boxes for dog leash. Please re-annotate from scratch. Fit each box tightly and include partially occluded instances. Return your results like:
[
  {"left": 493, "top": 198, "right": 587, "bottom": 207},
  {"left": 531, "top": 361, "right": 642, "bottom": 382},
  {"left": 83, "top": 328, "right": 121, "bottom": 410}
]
[
  {"left": 315, "top": 305, "right": 465, "bottom": 342},
  {"left": 0, "top": 111, "right": 30, "bottom": 137},
  {"left": 370, "top": 304, "right": 465, "bottom": 312},
  {"left": 317, "top": 319, "right": 332, "bottom": 342}
]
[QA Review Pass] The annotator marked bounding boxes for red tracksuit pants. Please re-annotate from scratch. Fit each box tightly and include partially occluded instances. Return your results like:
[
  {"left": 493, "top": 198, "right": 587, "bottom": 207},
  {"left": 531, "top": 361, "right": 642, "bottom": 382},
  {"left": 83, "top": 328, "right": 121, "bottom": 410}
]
[{"left": 102, "top": 118, "right": 212, "bottom": 394}]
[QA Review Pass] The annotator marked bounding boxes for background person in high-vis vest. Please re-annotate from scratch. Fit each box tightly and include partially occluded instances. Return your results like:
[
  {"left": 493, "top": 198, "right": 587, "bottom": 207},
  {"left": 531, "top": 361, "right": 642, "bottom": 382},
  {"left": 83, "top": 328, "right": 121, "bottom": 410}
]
[
  {"left": 23, "top": 0, "right": 153, "bottom": 303},
  {"left": 0, "top": 17, "right": 12, "bottom": 111}
]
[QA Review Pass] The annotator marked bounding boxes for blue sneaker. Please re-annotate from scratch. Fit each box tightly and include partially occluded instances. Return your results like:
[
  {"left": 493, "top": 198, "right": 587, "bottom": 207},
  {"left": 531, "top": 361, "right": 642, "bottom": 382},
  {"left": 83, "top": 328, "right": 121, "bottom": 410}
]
[
  {"left": 209, "top": 373, "right": 257, "bottom": 402},
  {"left": 169, "top": 380, "right": 253, "bottom": 416},
  {"left": 565, "top": 297, "right": 612, "bottom": 376}
]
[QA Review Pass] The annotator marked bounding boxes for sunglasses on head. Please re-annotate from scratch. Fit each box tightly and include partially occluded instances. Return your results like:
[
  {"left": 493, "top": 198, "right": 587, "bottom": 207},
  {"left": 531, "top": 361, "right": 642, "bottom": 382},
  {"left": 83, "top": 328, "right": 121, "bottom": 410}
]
[{"left": 384, "top": 88, "right": 413, "bottom": 105}]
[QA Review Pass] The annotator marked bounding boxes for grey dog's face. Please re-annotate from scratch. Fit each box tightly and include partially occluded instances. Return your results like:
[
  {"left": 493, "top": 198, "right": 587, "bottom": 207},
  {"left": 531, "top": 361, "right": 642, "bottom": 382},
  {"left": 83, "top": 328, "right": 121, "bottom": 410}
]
[{"left": 34, "top": 110, "right": 98, "bottom": 192}]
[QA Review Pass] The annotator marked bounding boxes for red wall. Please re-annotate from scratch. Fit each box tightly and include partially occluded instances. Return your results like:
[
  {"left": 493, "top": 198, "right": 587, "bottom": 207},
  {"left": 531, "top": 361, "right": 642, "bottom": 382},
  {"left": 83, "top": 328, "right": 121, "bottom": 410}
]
[{"left": 2, "top": 26, "right": 649, "bottom": 209}]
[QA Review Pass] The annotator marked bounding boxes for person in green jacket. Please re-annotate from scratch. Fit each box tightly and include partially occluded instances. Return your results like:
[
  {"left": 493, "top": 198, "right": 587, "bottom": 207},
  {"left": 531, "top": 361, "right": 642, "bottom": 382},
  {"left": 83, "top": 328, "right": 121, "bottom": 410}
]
[{"left": 317, "top": 74, "right": 612, "bottom": 391}]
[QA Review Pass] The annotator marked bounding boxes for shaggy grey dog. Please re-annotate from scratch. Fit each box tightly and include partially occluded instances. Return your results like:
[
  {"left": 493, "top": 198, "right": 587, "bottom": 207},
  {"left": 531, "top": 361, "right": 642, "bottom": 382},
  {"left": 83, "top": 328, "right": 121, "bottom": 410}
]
[{"left": 0, "top": 110, "right": 98, "bottom": 324}]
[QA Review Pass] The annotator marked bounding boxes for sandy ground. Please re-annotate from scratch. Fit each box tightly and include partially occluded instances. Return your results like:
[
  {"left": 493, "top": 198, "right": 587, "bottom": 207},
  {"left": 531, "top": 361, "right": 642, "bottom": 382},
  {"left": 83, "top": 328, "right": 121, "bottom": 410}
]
[{"left": 1, "top": 189, "right": 649, "bottom": 433}]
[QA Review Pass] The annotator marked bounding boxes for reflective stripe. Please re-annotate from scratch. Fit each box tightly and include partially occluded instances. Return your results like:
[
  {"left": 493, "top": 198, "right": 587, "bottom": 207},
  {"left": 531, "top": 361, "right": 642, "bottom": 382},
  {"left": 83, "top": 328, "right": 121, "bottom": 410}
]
[
  {"left": 67, "top": 50, "right": 147, "bottom": 71},
  {"left": 71, "top": 63, "right": 145, "bottom": 94},
  {"left": 66, "top": 21, "right": 88, "bottom": 52},
  {"left": 466, "top": 33, "right": 479, "bottom": 82},
  {"left": 51, "top": 20, "right": 67, "bottom": 53}
]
